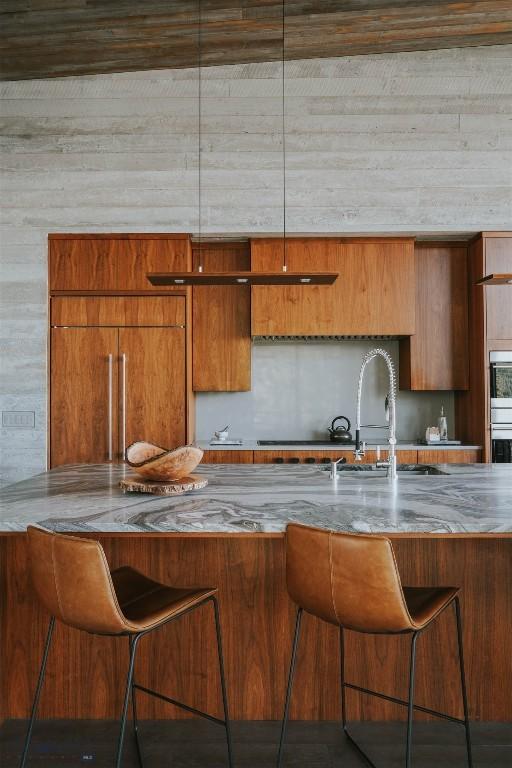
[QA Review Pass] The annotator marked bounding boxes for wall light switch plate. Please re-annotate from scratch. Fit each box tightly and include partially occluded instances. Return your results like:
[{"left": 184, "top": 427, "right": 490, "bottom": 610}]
[{"left": 2, "top": 410, "right": 35, "bottom": 428}]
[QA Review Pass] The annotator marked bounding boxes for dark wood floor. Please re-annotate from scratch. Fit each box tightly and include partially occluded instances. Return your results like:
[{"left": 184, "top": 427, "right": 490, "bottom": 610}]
[{"left": 1, "top": 720, "right": 511, "bottom": 767}]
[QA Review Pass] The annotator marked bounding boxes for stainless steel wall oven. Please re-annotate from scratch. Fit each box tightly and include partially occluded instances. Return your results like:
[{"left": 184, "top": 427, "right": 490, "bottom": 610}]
[{"left": 490, "top": 351, "right": 512, "bottom": 462}]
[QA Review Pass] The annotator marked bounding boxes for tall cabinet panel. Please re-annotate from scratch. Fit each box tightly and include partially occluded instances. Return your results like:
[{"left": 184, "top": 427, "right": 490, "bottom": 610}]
[
  {"left": 454, "top": 231, "right": 512, "bottom": 461},
  {"left": 50, "top": 295, "right": 189, "bottom": 468},
  {"left": 51, "top": 327, "right": 118, "bottom": 466},
  {"left": 49, "top": 235, "right": 191, "bottom": 292},
  {"left": 485, "top": 234, "right": 512, "bottom": 341},
  {"left": 399, "top": 242, "right": 469, "bottom": 390},
  {"left": 119, "top": 327, "right": 186, "bottom": 452},
  {"left": 192, "top": 241, "right": 251, "bottom": 391}
]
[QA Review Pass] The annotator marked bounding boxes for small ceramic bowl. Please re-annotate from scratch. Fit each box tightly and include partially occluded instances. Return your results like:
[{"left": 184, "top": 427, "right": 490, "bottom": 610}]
[
  {"left": 215, "top": 430, "right": 229, "bottom": 441},
  {"left": 125, "top": 441, "right": 203, "bottom": 481}
]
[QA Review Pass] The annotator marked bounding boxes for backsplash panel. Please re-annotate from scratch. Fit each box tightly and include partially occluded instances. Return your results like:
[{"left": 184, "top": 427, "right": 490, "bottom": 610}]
[{"left": 195, "top": 340, "right": 454, "bottom": 442}]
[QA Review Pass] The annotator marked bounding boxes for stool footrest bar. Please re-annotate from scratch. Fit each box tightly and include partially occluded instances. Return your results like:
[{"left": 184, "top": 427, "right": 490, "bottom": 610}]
[
  {"left": 133, "top": 683, "right": 226, "bottom": 726},
  {"left": 343, "top": 682, "right": 466, "bottom": 725}
]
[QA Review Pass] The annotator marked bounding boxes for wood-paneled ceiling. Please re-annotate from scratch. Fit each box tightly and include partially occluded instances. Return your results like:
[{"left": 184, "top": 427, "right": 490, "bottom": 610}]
[{"left": 1, "top": 1, "right": 511, "bottom": 81}]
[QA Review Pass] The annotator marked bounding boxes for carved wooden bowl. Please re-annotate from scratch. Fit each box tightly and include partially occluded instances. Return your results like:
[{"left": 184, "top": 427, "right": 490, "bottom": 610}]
[{"left": 125, "top": 441, "right": 203, "bottom": 481}]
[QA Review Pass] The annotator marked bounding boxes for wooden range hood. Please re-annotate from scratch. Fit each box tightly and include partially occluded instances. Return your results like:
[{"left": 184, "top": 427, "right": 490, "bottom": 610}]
[{"left": 147, "top": 270, "right": 338, "bottom": 286}]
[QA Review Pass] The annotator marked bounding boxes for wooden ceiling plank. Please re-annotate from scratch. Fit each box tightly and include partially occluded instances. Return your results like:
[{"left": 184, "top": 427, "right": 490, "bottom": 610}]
[{"left": 1, "top": 0, "right": 512, "bottom": 80}]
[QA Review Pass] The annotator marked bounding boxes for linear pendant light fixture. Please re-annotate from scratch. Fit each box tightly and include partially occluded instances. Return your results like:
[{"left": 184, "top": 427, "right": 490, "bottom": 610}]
[{"left": 147, "top": 0, "right": 338, "bottom": 288}]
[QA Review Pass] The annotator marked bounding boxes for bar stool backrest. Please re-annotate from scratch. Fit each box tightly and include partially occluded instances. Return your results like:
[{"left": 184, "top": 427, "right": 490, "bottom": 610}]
[
  {"left": 27, "top": 526, "right": 128, "bottom": 635},
  {"left": 285, "top": 524, "right": 414, "bottom": 633}
]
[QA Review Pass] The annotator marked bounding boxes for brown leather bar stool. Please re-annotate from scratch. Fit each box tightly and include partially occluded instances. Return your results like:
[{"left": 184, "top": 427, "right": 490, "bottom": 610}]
[
  {"left": 277, "top": 523, "right": 472, "bottom": 768},
  {"left": 19, "top": 526, "right": 233, "bottom": 768}
]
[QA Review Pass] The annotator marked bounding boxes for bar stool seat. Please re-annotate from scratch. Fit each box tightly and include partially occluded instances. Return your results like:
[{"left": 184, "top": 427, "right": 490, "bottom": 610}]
[
  {"left": 19, "top": 526, "right": 233, "bottom": 768},
  {"left": 278, "top": 523, "right": 473, "bottom": 768},
  {"left": 111, "top": 566, "right": 217, "bottom": 631},
  {"left": 403, "top": 586, "right": 459, "bottom": 629}
]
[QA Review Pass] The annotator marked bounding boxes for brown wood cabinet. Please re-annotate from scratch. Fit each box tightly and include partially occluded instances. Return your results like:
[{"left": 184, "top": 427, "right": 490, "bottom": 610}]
[
  {"left": 399, "top": 243, "right": 469, "bottom": 390},
  {"left": 251, "top": 237, "right": 415, "bottom": 336},
  {"left": 202, "top": 450, "right": 254, "bottom": 463},
  {"left": 417, "top": 449, "right": 481, "bottom": 464},
  {"left": 192, "top": 242, "right": 251, "bottom": 391},
  {"left": 50, "top": 327, "right": 119, "bottom": 466},
  {"left": 119, "top": 327, "right": 186, "bottom": 451},
  {"left": 454, "top": 232, "right": 512, "bottom": 462},
  {"left": 49, "top": 234, "right": 191, "bottom": 292},
  {"left": 50, "top": 297, "right": 188, "bottom": 467},
  {"left": 51, "top": 295, "right": 186, "bottom": 326},
  {"left": 201, "top": 448, "right": 480, "bottom": 465},
  {"left": 485, "top": 234, "right": 512, "bottom": 341}
]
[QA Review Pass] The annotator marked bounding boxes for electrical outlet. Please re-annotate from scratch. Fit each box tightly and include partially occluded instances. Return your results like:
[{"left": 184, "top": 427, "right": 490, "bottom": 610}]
[{"left": 2, "top": 410, "right": 36, "bottom": 428}]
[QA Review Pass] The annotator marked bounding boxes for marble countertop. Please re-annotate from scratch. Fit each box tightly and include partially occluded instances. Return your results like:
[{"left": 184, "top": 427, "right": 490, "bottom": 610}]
[
  {"left": 198, "top": 440, "right": 482, "bottom": 451},
  {"left": 1, "top": 462, "right": 510, "bottom": 535}
]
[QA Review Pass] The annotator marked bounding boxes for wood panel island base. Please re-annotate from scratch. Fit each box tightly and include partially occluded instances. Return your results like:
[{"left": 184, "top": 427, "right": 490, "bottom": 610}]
[{"left": 1, "top": 464, "right": 511, "bottom": 724}]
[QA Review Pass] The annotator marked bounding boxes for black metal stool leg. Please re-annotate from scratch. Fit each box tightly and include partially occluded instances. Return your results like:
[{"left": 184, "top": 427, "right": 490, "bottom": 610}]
[
  {"left": 212, "top": 596, "right": 234, "bottom": 768},
  {"left": 339, "top": 627, "right": 347, "bottom": 729},
  {"left": 339, "top": 626, "right": 377, "bottom": 768},
  {"left": 18, "top": 616, "right": 56, "bottom": 768},
  {"left": 115, "top": 632, "right": 141, "bottom": 768},
  {"left": 276, "top": 607, "right": 303, "bottom": 768},
  {"left": 454, "top": 598, "right": 473, "bottom": 768},
  {"left": 128, "top": 636, "right": 144, "bottom": 768},
  {"left": 405, "top": 632, "right": 419, "bottom": 768}
]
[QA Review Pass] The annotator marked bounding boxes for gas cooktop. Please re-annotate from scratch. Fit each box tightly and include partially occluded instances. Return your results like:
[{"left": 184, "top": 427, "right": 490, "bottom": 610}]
[{"left": 257, "top": 440, "right": 355, "bottom": 446}]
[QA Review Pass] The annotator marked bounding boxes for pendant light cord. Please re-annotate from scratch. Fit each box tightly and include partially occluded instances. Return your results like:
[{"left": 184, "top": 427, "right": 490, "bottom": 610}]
[
  {"left": 282, "top": 0, "right": 287, "bottom": 272},
  {"left": 198, "top": 0, "right": 203, "bottom": 271},
  {"left": 197, "top": 1, "right": 285, "bottom": 273}
]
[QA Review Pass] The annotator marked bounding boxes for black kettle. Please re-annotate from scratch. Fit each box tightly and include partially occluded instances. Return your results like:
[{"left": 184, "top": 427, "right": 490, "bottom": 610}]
[{"left": 327, "top": 416, "right": 352, "bottom": 444}]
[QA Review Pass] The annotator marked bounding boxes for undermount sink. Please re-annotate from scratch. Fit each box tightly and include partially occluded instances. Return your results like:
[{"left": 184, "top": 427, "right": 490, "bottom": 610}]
[{"left": 324, "top": 464, "right": 449, "bottom": 476}]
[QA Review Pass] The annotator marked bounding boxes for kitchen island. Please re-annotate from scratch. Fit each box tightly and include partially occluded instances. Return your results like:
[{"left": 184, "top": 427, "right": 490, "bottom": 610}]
[{"left": 1, "top": 463, "right": 511, "bottom": 725}]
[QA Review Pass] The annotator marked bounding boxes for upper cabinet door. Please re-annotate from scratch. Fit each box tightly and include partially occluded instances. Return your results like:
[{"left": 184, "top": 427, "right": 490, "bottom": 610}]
[
  {"left": 51, "top": 296, "right": 186, "bottom": 327},
  {"left": 192, "top": 242, "right": 251, "bottom": 391},
  {"left": 485, "top": 235, "right": 512, "bottom": 341},
  {"left": 399, "top": 243, "right": 469, "bottom": 391},
  {"left": 50, "top": 327, "right": 119, "bottom": 467},
  {"left": 251, "top": 238, "right": 415, "bottom": 336},
  {"left": 49, "top": 235, "right": 192, "bottom": 292},
  {"left": 118, "top": 327, "right": 186, "bottom": 454}
]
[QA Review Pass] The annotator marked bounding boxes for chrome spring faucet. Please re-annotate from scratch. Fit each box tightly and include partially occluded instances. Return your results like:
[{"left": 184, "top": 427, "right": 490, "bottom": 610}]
[{"left": 354, "top": 348, "right": 397, "bottom": 480}]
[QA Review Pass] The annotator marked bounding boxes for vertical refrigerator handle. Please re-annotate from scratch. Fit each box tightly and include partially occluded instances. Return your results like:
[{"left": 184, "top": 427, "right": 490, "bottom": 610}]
[
  {"left": 121, "top": 353, "right": 127, "bottom": 459},
  {"left": 108, "top": 353, "right": 113, "bottom": 461}
]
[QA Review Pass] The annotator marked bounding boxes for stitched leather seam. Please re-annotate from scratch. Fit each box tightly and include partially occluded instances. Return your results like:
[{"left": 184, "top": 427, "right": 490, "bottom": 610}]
[
  {"left": 388, "top": 540, "right": 415, "bottom": 629},
  {"left": 97, "top": 544, "right": 130, "bottom": 630},
  {"left": 328, "top": 533, "right": 341, "bottom": 625}
]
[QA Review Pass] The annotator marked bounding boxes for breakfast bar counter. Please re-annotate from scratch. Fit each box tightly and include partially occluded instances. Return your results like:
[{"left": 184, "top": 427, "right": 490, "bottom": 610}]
[
  {"left": 1, "top": 464, "right": 511, "bottom": 726},
  {"left": 1, "top": 462, "right": 511, "bottom": 535}
]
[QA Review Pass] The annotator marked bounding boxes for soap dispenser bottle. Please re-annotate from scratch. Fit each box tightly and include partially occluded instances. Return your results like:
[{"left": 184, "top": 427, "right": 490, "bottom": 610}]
[{"left": 438, "top": 406, "right": 448, "bottom": 442}]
